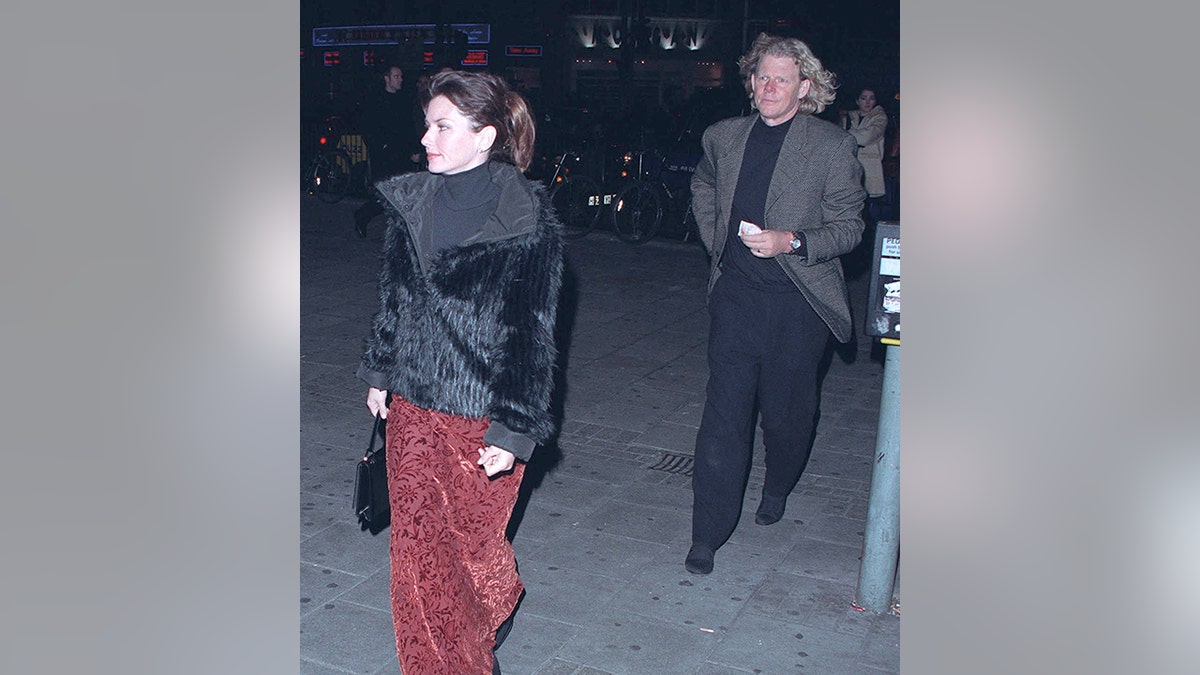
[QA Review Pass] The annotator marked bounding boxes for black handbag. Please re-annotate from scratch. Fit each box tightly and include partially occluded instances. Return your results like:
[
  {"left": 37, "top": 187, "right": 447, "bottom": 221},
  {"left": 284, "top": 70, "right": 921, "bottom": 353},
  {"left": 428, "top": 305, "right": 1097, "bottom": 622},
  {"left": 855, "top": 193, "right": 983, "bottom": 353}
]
[{"left": 353, "top": 414, "right": 389, "bottom": 534}]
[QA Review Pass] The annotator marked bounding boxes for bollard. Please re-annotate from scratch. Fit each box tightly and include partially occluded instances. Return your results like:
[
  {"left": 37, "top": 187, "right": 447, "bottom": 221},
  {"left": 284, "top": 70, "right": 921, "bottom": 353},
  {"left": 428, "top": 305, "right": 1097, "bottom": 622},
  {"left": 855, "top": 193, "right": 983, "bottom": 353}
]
[{"left": 856, "top": 343, "right": 900, "bottom": 613}]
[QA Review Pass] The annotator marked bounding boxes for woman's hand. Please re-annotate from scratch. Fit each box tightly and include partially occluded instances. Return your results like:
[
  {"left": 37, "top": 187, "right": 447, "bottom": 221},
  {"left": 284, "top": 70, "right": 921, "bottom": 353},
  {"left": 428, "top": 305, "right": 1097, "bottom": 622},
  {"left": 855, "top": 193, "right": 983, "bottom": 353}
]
[
  {"left": 477, "top": 445, "right": 516, "bottom": 477},
  {"left": 366, "top": 387, "right": 389, "bottom": 418}
]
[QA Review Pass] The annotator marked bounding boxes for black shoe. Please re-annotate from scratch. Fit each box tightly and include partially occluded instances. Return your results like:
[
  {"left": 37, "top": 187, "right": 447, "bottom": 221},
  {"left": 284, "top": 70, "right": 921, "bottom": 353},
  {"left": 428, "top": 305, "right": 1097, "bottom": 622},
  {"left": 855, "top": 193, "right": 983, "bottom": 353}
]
[
  {"left": 755, "top": 493, "right": 787, "bottom": 525},
  {"left": 685, "top": 543, "right": 714, "bottom": 575},
  {"left": 493, "top": 612, "right": 514, "bottom": 650},
  {"left": 354, "top": 201, "right": 383, "bottom": 239}
]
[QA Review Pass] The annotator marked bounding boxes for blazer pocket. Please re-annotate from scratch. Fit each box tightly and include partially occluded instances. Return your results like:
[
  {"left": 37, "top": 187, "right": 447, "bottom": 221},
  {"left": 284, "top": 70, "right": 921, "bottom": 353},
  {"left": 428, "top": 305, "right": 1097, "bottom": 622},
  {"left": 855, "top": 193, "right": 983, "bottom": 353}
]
[{"left": 793, "top": 259, "right": 842, "bottom": 282}]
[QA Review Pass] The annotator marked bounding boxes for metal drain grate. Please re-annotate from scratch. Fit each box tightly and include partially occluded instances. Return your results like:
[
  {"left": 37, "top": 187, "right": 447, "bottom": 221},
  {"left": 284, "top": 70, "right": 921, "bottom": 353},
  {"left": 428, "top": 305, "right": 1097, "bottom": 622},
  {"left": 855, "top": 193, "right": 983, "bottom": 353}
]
[{"left": 646, "top": 451, "right": 694, "bottom": 476}]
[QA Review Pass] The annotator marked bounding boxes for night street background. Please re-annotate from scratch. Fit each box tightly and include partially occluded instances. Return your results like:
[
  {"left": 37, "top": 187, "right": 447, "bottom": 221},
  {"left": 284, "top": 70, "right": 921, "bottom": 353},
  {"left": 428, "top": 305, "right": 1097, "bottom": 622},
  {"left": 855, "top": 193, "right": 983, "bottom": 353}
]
[{"left": 1, "top": 2, "right": 1196, "bottom": 674}]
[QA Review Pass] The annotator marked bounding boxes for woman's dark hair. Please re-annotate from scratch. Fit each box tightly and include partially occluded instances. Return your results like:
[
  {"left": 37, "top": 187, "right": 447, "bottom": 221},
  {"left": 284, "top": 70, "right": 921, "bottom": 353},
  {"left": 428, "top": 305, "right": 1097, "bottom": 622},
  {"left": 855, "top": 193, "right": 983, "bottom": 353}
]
[{"left": 424, "top": 70, "right": 536, "bottom": 172}]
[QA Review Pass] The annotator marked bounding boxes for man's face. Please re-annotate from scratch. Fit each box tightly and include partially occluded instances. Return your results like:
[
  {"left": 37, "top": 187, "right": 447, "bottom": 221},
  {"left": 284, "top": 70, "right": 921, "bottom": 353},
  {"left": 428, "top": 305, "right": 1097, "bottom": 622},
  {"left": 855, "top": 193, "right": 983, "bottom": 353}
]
[
  {"left": 751, "top": 54, "right": 811, "bottom": 126},
  {"left": 383, "top": 67, "right": 403, "bottom": 93}
]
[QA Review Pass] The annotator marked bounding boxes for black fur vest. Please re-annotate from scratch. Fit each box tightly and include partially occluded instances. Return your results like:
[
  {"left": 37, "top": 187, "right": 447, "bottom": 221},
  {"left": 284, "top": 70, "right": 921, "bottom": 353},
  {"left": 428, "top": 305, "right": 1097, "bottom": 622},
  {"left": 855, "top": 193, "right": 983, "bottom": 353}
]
[{"left": 358, "top": 162, "right": 564, "bottom": 448}]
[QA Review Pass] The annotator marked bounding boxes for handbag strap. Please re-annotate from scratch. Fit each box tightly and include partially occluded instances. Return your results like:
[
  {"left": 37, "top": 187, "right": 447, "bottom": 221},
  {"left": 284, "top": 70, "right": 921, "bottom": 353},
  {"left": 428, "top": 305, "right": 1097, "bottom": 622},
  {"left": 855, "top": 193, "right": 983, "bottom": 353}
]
[{"left": 365, "top": 414, "right": 385, "bottom": 457}]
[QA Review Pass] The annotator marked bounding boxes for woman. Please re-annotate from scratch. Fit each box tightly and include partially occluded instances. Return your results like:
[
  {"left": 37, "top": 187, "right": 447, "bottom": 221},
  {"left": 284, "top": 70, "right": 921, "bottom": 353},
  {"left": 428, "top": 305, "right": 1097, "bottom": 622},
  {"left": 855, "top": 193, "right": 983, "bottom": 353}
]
[
  {"left": 841, "top": 88, "right": 889, "bottom": 202},
  {"left": 357, "top": 70, "right": 563, "bottom": 674}
]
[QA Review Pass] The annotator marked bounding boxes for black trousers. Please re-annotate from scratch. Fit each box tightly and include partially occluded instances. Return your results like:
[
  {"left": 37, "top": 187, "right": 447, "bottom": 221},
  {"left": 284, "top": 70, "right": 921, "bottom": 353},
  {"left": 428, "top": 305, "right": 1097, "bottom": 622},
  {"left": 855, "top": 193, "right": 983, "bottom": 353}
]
[
  {"left": 691, "top": 272, "right": 830, "bottom": 549},
  {"left": 354, "top": 144, "right": 417, "bottom": 226}
]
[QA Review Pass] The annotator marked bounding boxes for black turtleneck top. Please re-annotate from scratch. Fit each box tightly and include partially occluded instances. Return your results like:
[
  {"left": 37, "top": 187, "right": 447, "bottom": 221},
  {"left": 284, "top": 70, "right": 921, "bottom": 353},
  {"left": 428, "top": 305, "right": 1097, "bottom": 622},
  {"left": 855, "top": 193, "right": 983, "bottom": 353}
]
[
  {"left": 720, "top": 115, "right": 797, "bottom": 291},
  {"left": 428, "top": 161, "right": 502, "bottom": 256},
  {"left": 423, "top": 160, "right": 535, "bottom": 459}
]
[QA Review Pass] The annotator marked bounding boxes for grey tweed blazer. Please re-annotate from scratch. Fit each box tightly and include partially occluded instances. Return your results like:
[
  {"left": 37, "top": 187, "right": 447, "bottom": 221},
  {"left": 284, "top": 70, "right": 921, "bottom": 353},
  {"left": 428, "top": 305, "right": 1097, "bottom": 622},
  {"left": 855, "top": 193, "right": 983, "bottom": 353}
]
[{"left": 690, "top": 113, "right": 866, "bottom": 343}]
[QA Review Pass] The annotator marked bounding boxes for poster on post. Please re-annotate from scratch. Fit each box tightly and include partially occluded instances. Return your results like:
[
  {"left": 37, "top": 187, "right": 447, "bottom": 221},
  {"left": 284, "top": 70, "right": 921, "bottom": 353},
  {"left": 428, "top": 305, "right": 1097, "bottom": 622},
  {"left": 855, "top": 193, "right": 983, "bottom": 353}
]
[{"left": 864, "top": 221, "right": 899, "bottom": 342}]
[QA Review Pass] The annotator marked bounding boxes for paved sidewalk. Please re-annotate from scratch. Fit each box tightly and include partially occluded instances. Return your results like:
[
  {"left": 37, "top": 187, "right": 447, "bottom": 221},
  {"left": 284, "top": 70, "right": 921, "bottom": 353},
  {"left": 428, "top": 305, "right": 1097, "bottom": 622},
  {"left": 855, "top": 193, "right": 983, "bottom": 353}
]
[{"left": 300, "top": 195, "right": 899, "bottom": 674}]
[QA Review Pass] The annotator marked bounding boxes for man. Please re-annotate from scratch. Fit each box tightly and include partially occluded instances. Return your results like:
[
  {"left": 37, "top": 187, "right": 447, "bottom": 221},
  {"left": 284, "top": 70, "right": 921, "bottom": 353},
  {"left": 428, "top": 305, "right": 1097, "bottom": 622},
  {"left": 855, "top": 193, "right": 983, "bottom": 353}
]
[
  {"left": 685, "top": 34, "right": 866, "bottom": 575},
  {"left": 354, "top": 64, "right": 420, "bottom": 238}
]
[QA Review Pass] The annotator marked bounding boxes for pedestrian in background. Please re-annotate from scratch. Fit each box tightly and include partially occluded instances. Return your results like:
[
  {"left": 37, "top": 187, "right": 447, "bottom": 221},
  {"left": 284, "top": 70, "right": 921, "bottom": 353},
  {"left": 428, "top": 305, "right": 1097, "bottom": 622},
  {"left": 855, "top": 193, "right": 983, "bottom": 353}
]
[
  {"left": 840, "top": 87, "right": 889, "bottom": 220},
  {"left": 685, "top": 33, "right": 866, "bottom": 575},
  {"left": 357, "top": 69, "right": 563, "bottom": 674},
  {"left": 354, "top": 64, "right": 421, "bottom": 238}
]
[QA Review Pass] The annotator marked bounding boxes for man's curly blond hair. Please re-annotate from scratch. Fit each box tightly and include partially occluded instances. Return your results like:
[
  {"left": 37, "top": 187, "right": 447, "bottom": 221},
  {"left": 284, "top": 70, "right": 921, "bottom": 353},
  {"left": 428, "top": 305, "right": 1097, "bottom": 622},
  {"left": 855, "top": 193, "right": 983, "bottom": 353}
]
[{"left": 738, "top": 33, "right": 838, "bottom": 115}]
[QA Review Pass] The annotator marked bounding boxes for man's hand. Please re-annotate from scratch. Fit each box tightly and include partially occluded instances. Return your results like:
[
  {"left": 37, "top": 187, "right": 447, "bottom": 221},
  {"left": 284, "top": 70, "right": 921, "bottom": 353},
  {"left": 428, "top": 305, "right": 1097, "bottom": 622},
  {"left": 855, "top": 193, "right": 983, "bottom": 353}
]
[{"left": 739, "top": 229, "right": 793, "bottom": 258}]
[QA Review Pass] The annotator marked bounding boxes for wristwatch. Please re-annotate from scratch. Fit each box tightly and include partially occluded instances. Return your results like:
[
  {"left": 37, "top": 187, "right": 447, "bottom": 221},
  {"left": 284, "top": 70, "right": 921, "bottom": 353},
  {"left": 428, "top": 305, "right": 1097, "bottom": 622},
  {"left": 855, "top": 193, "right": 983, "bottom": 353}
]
[{"left": 788, "top": 231, "right": 804, "bottom": 255}]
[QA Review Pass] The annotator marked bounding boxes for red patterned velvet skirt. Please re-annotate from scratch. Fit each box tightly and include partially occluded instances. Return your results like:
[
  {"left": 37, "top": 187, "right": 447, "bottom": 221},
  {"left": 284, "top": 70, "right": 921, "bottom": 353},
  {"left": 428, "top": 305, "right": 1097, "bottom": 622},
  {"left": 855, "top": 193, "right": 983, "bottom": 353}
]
[{"left": 385, "top": 395, "right": 525, "bottom": 674}]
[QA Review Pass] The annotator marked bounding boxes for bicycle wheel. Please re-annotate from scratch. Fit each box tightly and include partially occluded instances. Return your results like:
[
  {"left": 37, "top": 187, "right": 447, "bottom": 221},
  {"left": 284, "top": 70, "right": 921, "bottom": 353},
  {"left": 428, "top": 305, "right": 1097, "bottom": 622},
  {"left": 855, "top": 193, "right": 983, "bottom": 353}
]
[
  {"left": 307, "top": 149, "right": 352, "bottom": 204},
  {"left": 550, "top": 176, "right": 602, "bottom": 239},
  {"left": 611, "top": 180, "right": 663, "bottom": 244}
]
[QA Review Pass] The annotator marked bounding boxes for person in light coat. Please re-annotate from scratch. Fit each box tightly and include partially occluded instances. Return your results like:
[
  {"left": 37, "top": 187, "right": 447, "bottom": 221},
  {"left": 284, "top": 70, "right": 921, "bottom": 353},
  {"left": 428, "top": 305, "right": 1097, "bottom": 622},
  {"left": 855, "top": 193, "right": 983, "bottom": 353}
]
[{"left": 841, "top": 88, "right": 889, "bottom": 199}]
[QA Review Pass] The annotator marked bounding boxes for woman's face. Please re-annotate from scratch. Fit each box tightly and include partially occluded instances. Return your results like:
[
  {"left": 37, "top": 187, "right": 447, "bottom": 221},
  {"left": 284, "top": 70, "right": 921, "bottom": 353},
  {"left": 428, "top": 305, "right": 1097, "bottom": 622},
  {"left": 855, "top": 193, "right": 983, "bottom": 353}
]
[
  {"left": 857, "top": 90, "right": 877, "bottom": 113},
  {"left": 421, "top": 95, "right": 493, "bottom": 175}
]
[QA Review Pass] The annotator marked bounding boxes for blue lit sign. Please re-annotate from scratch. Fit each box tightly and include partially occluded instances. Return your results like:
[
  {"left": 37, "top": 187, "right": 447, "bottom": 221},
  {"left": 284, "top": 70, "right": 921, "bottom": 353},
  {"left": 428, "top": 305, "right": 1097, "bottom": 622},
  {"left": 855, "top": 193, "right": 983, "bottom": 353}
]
[{"left": 313, "top": 24, "right": 491, "bottom": 47}]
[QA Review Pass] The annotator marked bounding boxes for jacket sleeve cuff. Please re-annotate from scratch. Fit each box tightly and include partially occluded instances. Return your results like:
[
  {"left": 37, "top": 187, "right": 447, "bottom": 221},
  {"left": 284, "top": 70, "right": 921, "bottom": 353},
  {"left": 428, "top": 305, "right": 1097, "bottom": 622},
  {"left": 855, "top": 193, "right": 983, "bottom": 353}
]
[
  {"left": 356, "top": 362, "right": 390, "bottom": 390},
  {"left": 483, "top": 421, "right": 536, "bottom": 463},
  {"left": 791, "top": 231, "right": 808, "bottom": 261}
]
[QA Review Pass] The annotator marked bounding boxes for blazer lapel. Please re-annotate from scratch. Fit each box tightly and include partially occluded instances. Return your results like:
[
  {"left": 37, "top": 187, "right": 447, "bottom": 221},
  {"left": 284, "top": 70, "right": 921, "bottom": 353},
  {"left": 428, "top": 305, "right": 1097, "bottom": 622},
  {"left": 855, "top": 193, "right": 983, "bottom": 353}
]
[
  {"left": 765, "top": 115, "right": 812, "bottom": 215},
  {"left": 718, "top": 116, "right": 757, "bottom": 218}
]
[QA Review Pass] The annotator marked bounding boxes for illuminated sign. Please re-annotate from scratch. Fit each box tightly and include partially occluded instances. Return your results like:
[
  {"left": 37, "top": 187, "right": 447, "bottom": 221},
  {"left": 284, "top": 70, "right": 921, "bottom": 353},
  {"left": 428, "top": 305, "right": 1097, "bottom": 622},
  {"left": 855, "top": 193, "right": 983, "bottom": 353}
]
[
  {"left": 423, "top": 50, "right": 433, "bottom": 65},
  {"left": 362, "top": 49, "right": 375, "bottom": 66},
  {"left": 461, "top": 50, "right": 488, "bottom": 66},
  {"left": 505, "top": 45, "right": 543, "bottom": 57},
  {"left": 865, "top": 221, "right": 900, "bottom": 341},
  {"left": 313, "top": 23, "right": 490, "bottom": 47},
  {"left": 455, "top": 25, "right": 490, "bottom": 44},
  {"left": 323, "top": 51, "right": 340, "bottom": 66}
]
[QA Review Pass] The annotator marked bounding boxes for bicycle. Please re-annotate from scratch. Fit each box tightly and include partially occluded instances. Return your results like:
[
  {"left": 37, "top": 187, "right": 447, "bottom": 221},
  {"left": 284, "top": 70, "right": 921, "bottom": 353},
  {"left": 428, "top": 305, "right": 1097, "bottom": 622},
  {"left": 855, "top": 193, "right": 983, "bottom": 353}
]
[
  {"left": 303, "top": 117, "right": 371, "bottom": 204},
  {"left": 546, "top": 150, "right": 605, "bottom": 240},
  {"left": 609, "top": 144, "right": 699, "bottom": 244}
]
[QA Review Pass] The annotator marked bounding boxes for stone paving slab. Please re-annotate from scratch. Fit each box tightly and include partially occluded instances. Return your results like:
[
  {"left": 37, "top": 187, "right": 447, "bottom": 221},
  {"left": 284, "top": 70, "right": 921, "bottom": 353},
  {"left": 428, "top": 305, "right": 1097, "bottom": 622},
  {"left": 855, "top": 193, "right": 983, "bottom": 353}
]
[
  {"left": 496, "top": 613, "right": 583, "bottom": 674},
  {"left": 300, "top": 600, "right": 396, "bottom": 673},
  {"left": 551, "top": 608, "right": 720, "bottom": 674},
  {"left": 300, "top": 195, "right": 899, "bottom": 673}
]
